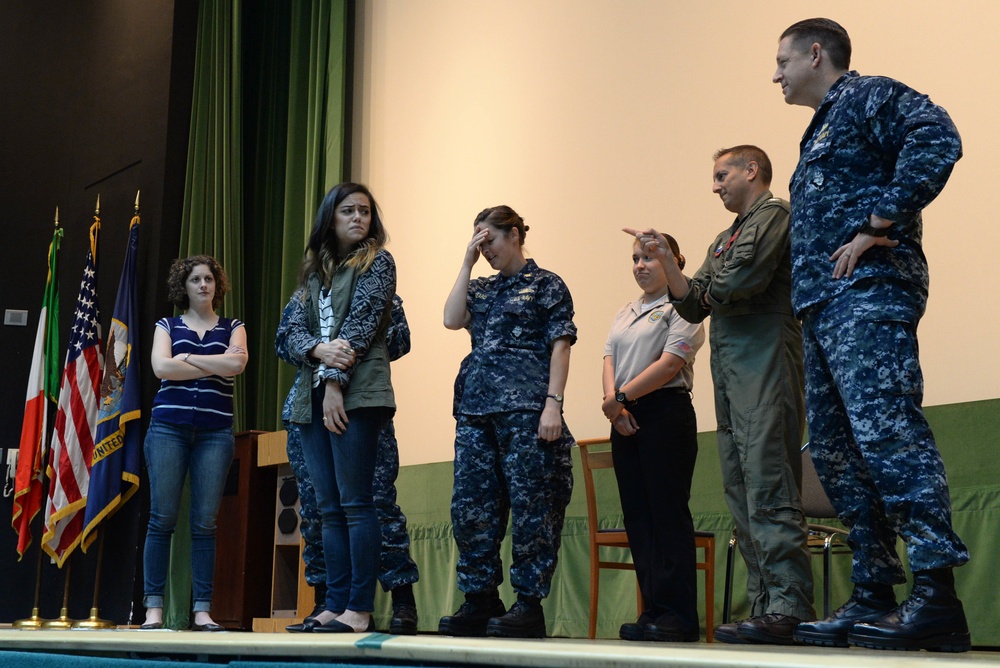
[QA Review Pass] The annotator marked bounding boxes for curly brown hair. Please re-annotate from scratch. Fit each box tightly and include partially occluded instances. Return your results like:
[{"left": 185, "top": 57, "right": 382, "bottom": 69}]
[{"left": 166, "top": 255, "right": 230, "bottom": 310}]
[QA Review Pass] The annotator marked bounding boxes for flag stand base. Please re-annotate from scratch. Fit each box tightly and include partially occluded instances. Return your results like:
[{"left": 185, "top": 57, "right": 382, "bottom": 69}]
[
  {"left": 42, "top": 608, "right": 73, "bottom": 629},
  {"left": 73, "top": 608, "right": 115, "bottom": 629},
  {"left": 13, "top": 608, "right": 47, "bottom": 629}
]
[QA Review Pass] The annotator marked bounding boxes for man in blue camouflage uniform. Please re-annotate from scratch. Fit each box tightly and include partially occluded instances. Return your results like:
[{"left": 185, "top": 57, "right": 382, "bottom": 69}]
[
  {"left": 773, "top": 18, "right": 970, "bottom": 652},
  {"left": 276, "top": 292, "right": 420, "bottom": 635},
  {"left": 441, "top": 206, "right": 576, "bottom": 639},
  {"left": 663, "top": 145, "right": 815, "bottom": 644}
]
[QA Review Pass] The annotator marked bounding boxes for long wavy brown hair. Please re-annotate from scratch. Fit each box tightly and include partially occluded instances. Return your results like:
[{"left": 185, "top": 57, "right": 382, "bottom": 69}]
[{"left": 299, "top": 182, "right": 388, "bottom": 289}]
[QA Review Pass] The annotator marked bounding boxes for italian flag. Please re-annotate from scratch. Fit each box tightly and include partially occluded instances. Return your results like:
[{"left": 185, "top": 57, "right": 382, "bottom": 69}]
[{"left": 12, "top": 226, "right": 62, "bottom": 559}]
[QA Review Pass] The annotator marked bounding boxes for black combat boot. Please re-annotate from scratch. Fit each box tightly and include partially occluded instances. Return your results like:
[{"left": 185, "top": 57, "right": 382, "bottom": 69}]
[
  {"left": 793, "top": 582, "right": 897, "bottom": 647},
  {"left": 486, "top": 595, "right": 546, "bottom": 638},
  {"left": 389, "top": 583, "right": 419, "bottom": 635},
  {"left": 438, "top": 591, "right": 507, "bottom": 637},
  {"left": 848, "top": 568, "right": 971, "bottom": 652}
]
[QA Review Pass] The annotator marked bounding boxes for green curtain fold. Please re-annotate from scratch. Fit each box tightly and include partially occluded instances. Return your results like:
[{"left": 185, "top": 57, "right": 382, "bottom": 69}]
[
  {"left": 177, "top": 0, "right": 245, "bottom": 428},
  {"left": 165, "top": 0, "right": 349, "bottom": 629},
  {"left": 266, "top": 0, "right": 349, "bottom": 431},
  {"left": 176, "top": 0, "right": 348, "bottom": 436}
]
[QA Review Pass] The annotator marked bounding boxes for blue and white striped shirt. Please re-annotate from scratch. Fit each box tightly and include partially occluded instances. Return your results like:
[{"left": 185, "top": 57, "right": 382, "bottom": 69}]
[{"left": 151, "top": 316, "right": 245, "bottom": 429}]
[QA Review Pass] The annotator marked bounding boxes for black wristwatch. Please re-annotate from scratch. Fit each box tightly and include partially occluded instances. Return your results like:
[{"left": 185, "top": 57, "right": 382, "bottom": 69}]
[
  {"left": 615, "top": 389, "right": 629, "bottom": 405},
  {"left": 858, "top": 221, "right": 891, "bottom": 237}
]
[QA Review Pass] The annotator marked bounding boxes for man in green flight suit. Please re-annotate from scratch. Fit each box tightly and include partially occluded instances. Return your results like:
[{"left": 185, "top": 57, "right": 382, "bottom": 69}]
[{"left": 629, "top": 145, "right": 815, "bottom": 644}]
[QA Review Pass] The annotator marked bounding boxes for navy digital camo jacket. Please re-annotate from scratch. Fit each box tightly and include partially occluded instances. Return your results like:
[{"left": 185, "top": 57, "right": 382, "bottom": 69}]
[
  {"left": 456, "top": 259, "right": 577, "bottom": 417},
  {"left": 789, "top": 71, "right": 962, "bottom": 316}
]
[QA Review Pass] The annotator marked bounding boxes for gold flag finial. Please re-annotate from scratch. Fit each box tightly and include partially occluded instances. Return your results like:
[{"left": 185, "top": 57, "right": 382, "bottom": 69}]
[
  {"left": 134, "top": 190, "right": 140, "bottom": 213},
  {"left": 54, "top": 206, "right": 59, "bottom": 228},
  {"left": 95, "top": 194, "right": 100, "bottom": 216}
]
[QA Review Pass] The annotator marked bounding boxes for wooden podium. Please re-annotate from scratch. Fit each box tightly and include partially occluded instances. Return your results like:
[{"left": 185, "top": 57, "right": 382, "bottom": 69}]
[
  {"left": 212, "top": 431, "right": 277, "bottom": 630},
  {"left": 251, "top": 430, "right": 313, "bottom": 633}
]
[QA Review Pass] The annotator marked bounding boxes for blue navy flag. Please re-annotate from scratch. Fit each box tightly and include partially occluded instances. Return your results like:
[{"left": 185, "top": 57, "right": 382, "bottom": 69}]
[{"left": 81, "top": 213, "right": 141, "bottom": 548}]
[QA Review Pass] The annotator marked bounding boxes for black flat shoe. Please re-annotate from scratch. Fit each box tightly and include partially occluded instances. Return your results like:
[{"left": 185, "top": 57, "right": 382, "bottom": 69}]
[
  {"left": 191, "top": 622, "right": 226, "bottom": 632},
  {"left": 286, "top": 605, "right": 328, "bottom": 633},
  {"left": 139, "top": 622, "right": 163, "bottom": 630},
  {"left": 286, "top": 616, "right": 320, "bottom": 633},
  {"left": 620, "top": 611, "right": 656, "bottom": 641},
  {"left": 313, "top": 616, "right": 376, "bottom": 633}
]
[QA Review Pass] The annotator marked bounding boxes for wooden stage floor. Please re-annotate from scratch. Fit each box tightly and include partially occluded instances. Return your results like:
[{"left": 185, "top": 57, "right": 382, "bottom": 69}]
[{"left": 2, "top": 628, "right": 1000, "bottom": 668}]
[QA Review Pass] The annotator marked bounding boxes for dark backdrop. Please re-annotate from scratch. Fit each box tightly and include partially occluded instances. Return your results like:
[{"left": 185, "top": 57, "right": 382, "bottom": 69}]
[{"left": 0, "top": 0, "right": 197, "bottom": 624}]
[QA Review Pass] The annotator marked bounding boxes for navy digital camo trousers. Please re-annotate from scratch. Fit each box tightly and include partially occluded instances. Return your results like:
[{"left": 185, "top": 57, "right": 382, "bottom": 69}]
[
  {"left": 800, "top": 280, "right": 969, "bottom": 585},
  {"left": 451, "top": 411, "right": 574, "bottom": 599}
]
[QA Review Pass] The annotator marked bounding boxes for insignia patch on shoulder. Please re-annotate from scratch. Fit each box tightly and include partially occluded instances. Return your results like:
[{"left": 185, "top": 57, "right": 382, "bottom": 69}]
[{"left": 675, "top": 340, "right": 692, "bottom": 353}]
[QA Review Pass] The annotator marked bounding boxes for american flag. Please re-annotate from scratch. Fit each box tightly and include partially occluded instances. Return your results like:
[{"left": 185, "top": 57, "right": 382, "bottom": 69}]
[{"left": 42, "top": 221, "right": 103, "bottom": 566}]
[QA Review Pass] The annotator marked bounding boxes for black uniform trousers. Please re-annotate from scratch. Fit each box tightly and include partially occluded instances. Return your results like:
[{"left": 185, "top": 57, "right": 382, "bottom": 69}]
[{"left": 611, "top": 389, "right": 699, "bottom": 630}]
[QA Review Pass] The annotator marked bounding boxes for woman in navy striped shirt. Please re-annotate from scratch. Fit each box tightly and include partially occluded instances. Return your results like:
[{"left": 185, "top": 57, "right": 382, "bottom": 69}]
[{"left": 140, "top": 255, "right": 248, "bottom": 632}]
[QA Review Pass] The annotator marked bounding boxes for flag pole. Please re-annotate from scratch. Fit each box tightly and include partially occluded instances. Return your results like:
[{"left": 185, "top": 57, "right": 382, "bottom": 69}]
[
  {"left": 39, "top": 205, "right": 73, "bottom": 631},
  {"left": 73, "top": 526, "right": 114, "bottom": 629},
  {"left": 11, "top": 538, "right": 47, "bottom": 628},
  {"left": 74, "top": 193, "right": 134, "bottom": 630},
  {"left": 41, "top": 558, "right": 73, "bottom": 629},
  {"left": 12, "top": 438, "right": 52, "bottom": 629},
  {"left": 12, "top": 206, "right": 61, "bottom": 631},
  {"left": 75, "top": 197, "right": 129, "bottom": 633}
]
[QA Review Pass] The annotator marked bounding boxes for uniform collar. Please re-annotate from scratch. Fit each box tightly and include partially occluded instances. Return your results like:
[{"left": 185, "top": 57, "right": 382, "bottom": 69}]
[
  {"left": 488, "top": 258, "right": 537, "bottom": 286},
  {"left": 726, "top": 190, "right": 776, "bottom": 236},
  {"left": 631, "top": 291, "right": 669, "bottom": 315},
  {"left": 801, "top": 70, "right": 860, "bottom": 148},
  {"left": 741, "top": 190, "right": 777, "bottom": 223},
  {"left": 817, "top": 71, "right": 859, "bottom": 111}
]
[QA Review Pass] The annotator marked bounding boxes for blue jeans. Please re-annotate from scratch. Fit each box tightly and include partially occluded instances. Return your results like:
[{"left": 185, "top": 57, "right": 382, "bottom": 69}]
[
  {"left": 299, "top": 389, "right": 390, "bottom": 613},
  {"left": 142, "top": 419, "right": 234, "bottom": 612}
]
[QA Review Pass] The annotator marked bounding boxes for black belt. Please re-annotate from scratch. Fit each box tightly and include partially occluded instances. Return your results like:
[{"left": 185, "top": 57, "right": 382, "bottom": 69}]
[{"left": 631, "top": 386, "right": 690, "bottom": 407}]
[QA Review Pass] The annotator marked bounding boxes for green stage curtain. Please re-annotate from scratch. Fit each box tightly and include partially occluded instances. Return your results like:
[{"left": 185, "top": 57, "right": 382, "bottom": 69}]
[
  {"left": 245, "top": 0, "right": 349, "bottom": 434},
  {"left": 177, "top": 0, "right": 246, "bottom": 429},
  {"left": 163, "top": 0, "right": 349, "bottom": 629}
]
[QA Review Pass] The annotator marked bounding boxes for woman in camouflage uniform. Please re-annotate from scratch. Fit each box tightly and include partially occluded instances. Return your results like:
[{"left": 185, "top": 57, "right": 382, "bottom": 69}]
[{"left": 440, "top": 205, "right": 577, "bottom": 639}]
